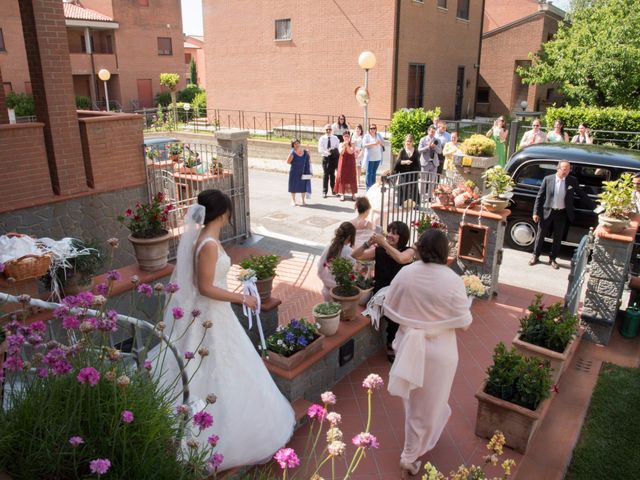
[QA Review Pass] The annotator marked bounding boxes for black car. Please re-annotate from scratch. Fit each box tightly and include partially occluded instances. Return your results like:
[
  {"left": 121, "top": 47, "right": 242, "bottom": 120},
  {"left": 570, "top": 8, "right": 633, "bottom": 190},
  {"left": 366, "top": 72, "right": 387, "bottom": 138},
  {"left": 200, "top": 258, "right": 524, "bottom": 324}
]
[{"left": 504, "top": 144, "right": 640, "bottom": 251}]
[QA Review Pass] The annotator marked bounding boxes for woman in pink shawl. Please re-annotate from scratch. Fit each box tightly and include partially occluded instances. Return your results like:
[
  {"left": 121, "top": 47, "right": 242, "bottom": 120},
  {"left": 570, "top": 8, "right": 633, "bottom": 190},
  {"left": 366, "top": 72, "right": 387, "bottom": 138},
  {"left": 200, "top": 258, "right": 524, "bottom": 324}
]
[{"left": 384, "top": 229, "right": 472, "bottom": 477}]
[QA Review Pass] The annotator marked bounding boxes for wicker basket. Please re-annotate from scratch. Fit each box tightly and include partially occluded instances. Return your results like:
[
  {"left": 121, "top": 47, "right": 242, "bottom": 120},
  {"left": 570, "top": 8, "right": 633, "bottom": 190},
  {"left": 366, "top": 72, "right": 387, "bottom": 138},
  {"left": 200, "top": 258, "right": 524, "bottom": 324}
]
[{"left": 3, "top": 254, "right": 52, "bottom": 282}]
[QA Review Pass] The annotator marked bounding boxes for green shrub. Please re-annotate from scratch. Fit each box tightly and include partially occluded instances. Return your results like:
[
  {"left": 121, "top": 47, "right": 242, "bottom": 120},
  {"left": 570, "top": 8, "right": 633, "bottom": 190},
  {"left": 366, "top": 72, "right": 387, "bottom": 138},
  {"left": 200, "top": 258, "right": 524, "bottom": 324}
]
[
  {"left": 545, "top": 106, "right": 640, "bottom": 148},
  {"left": 389, "top": 107, "right": 441, "bottom": 152},
  {"left": 461, "top": 134, "right": 496, "bottom": 157},
  {"left": 177, "top": 84, "right": 204, "bottom": 104},
  {"left": 154, "top": 92, "right": 172, "bottom": 107},
  {"left": 239, "top": 255, "right": 279, "bottom": 280},
  {"left": 191, "top": 92, "right": 207, "bottom": 116},
  {"left": 5, "top": 92, "right": 35, "bottom": 117},
  {"left": 75, "top": 95, "right": 91, "bottom": 110}
]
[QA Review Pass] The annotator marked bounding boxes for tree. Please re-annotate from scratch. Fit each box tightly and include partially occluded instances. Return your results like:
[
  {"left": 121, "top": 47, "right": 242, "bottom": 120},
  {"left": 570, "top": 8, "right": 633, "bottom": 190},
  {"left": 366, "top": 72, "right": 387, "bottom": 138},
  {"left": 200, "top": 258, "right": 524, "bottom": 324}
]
[
  {"left": 517, "top": 0, "right": 640, "bottom": 108},
  {"left": 159, "top": 73, "right": 180, "bottom": 126},
  {"left": 189, "top": 58, "right": 198, "bottom": 86}
]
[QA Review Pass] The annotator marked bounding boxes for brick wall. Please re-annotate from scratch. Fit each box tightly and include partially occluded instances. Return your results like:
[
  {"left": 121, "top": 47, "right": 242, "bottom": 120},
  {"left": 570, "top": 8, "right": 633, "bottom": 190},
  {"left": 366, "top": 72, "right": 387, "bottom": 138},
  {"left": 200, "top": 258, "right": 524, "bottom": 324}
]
[
  {"left": 483, "top": 0, "right": 540, "bottom": 32},
  {"left": 78, "top": 111, "right": 146, "bottom": 191},
  {"left": 0, "top": 0, "right": 31, "bottom": 95},
  {"left": 0, "top": 69, "right": 10, "bottom": 124}
]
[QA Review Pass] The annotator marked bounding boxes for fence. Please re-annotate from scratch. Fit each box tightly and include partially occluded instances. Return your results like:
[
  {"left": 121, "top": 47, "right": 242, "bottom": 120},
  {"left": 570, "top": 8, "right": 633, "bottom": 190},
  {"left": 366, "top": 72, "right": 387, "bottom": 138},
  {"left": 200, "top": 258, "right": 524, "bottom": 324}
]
[
  {"left": 144, "top": 140, "right": 249, "bottom": 260},
  {"left": 564, "top": 229, "right": 594, "bottom": 316}
]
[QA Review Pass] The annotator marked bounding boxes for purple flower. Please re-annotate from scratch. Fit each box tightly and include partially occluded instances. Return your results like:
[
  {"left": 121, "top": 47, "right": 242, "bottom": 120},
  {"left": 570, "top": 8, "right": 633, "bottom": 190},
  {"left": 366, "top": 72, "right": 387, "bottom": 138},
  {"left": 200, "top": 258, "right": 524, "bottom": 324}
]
[
  {"left": 184, "top": 351, "right": 195, "bottom": 360},
  {"left": 69, "top": 436, "right": 84, "bottom": 447},
  {"left": 77, "top": 367, "right": 100, "bottom": 387},
  {"left": 207, "top": 453, "right": 224, "bottom": 472},
  {"left": 176, "top": 404, "right": 190, "bottom": 415},
  {"left": 166, "top": 282, "right": 180, "bottom": 293},
  {"left": 191, "top": 308, "right": 201, "bottom": 318},
  {"left": 95, "top": 282, "right": 109, "bottom": 296},
  {"left": 121, "top": 410, "right": 134, "bottom": 424},
  {"left": 321, "top": 391, "right": 337, "bottom": 405},
  {"left": 143, "top": 360, "right": 152, "bottom": 371},
  {"left": 89, "top": 458, "right": 111, "bottom": 475},
  {"left": 172, "top": 307, "right": 184, "bottom": 320},
  {"left": 96, "top": 310, "right": 118, "bottom": 332},
  {"left": 27, "top": 333, "right": 43, "bottom": 347},
  {"left": 193, "top": 411, "right": 213, "bottom": 431},
  {"left": 36, "top": 368, "right": 49, "bottom": 378},
  {"left": 207, "top": 434, "right": 219, "bottom": 447},
  {"left": 307, "top": 404, "right": 327, "bottom": 420},
  {"left": 352, "top": 432, "right": 379, "bottom": 450},
  {"left": 4, "top": 355, "right": 24, "bottom": 372},
  {"left": 274, "top": 448, "right": 300, "bottom": 470},
  {"left": 362, "top": 373, "right": 384, "bottom": 391},
  {"left": 62, "top": 315, "right": 81, "bottom": 330},
  {"left": 31, "top": 321, "right": 46, "bottom": 332},
  {"left": 7, "top": 334, "right": 26, "bottom": 355},
  {"left": 43, "top": 348, "right": 72, "bottom": 375},
  {"left": 106, "top": 270, "right": 121, "bottom": 282},
  {"left": 137, "top": 283, "right": 153, "bottom": 297}
]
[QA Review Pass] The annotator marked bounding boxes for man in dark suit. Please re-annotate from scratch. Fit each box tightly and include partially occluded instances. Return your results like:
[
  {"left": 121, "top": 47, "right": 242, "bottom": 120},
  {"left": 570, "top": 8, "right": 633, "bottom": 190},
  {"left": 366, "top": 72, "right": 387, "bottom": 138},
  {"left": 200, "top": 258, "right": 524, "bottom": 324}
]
[{"left": 530, "top": 161, "right": 595, "bottom": 269}]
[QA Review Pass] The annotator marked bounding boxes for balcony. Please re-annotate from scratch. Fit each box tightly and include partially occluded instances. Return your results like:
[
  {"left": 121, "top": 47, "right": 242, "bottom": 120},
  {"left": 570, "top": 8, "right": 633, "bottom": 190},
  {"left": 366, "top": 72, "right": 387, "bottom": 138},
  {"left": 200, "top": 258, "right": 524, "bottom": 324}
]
[{"left": 69, "top": 53, "right": 118, "bottom": 76}]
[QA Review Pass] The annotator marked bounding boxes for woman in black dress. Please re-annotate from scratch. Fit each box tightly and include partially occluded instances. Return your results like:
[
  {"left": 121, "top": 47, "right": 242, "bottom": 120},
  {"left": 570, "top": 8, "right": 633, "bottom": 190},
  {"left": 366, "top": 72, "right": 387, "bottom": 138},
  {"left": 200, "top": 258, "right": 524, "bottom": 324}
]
[
  {"left": 393, "top": 134, "right": 421, "bottom": 207},
  {"left": 352, "top": 221, "right": 413, "bottom": 361}
]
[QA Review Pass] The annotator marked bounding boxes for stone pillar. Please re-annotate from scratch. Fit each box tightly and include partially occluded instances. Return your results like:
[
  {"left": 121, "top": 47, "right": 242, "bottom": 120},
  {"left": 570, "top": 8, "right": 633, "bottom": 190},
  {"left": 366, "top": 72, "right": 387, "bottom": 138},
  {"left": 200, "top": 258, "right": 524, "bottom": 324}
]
[
  {"left": 18, "top": 0, "right": 88, "bottom": 196},
  {"left": 432, "top": 205, "right": 510, "bottom": 297},
  {"left": 216, "top": 129, "right": 250, "bottom": 239},
  {"left": 581, "top": 223, "right": 638, "bottom": 345},
  {"left": 452, "top": 153, "right": 497, "bottom": 195},
  {"left": 0, "top": 68, "right": 10, "bottom": 124}
]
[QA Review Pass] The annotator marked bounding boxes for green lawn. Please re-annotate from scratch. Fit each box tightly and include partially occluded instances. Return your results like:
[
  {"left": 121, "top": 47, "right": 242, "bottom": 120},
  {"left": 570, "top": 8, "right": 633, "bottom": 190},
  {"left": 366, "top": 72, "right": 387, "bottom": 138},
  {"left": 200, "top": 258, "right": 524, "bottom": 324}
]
[{"left": 565, "top": 363, "right": 640, "bottom": 479}]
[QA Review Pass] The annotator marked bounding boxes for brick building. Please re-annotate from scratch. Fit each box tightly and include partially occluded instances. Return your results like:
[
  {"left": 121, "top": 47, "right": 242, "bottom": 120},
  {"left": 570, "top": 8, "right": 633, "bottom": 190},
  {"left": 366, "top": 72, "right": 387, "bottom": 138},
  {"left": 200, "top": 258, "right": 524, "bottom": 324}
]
[
  {"left": 203, "top": 0, "right": 484, "bottom": 122},
  {"left": 476, "top": 0, "right": 566, "bottom": 117},
  {"left": 1, "top": 0, "right": 185, "bottom": 111},
  {"left": 184, "top": 35, "right": 206, "bottom": 87}
]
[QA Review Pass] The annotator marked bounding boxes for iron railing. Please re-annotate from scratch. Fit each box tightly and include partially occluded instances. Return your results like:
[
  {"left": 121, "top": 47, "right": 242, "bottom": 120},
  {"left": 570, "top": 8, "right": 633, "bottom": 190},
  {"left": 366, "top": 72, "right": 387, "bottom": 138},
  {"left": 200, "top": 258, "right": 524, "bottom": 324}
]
[{"left": 564, "top": 228, "right": 594, "bottom": 316}]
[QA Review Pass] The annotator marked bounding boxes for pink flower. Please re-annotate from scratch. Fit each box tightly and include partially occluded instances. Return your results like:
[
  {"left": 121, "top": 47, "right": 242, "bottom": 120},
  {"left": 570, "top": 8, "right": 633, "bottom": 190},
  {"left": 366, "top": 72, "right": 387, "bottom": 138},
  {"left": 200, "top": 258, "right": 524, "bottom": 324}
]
[
  {"left": 166, "top": 282, "right": 180, "bottom": 293},
  {"left": 185, "top": 351, "right": 195, "bottom": 360},
  {"left": 172, "top": 307, "right": 184, "bottom": 320},
  {"left": 352, "top": 432, "right": 379, "bottom": 450},
  {"left": 362, "top": 373, "right": 384, "bottom": 391},
  {"left": 143, "top": 360, "right": 152, "bottom": 371},
  {"left": 106, "top": 270, "right": 121, "bottom": 282},
  {"left": 121, "top": 410, "right": 134, "bottom": 424},
  {"left": 307, "top": 404, "right": 327, "bottom": 420},
  {"left": 95, "top": 282, "right": 109, "bottom": 296},
  {"left": 176, "top": 404, "right": 190, "bottom": 415},
  {"left": 321, "top": 391, "right": 337, "bottom": 405},
  {"left": 326, "top": 412, "right": 342, "bottom": 426},
  {"left": 36, "top": 368, "right": 49, "bottom": 378},
  {"left": 274, "top": 448, "right": 300, "bottom": 470},
  {"left": 193, "top": 411, "right": 213, "bottom": 431},
  {"left": 62, "top": 315, "right": 81, "bottom": 330},
  {"left": 137, "top": 283, "right": 153, "bottom": 297},
  {"left": 207, "top": 434, "right": 219, "bottom": 447},
  {"left": 31, "top": 321, "right": 46, "bottom": 332},
  {"left": 191, "top": 308, "right": 201, "bottom": 318},
  {"left": 77, "top": 367, "right": 100, "bottom": 387},
  {"left": 207, "top": 453, "right": 224, "bottom": 472},
  {"left": 69, "top": 436, "right": 84, "bottom": 447},
  {"left": 89, "top": 458, "right": 111, "bottom": 475}
]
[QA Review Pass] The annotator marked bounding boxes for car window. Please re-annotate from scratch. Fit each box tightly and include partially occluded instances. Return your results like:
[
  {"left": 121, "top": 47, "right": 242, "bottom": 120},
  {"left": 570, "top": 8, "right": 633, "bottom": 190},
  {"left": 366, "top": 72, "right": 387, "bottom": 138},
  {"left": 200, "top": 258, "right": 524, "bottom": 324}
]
[
  {"left": 514, "top": 162, "right": 557, "bottom": 187},
  {"left": 572, "top": 165, "right": 613, "bottom": 196}
]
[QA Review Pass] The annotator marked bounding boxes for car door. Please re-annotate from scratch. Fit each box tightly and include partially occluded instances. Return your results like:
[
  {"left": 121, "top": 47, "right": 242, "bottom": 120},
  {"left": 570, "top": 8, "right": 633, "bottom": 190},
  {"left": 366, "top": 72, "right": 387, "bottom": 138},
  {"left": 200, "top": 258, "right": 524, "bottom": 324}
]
[{"left": 565, "top": 164, "right": 608, "bottom": 244}]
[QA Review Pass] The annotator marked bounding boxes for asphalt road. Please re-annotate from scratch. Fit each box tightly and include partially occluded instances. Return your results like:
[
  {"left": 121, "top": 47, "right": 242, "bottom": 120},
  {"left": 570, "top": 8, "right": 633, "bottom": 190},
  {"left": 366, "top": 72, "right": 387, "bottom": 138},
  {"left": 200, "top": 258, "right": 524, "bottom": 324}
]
[{"left": 247, "top": 168, "right": 572, "bottom": 299}]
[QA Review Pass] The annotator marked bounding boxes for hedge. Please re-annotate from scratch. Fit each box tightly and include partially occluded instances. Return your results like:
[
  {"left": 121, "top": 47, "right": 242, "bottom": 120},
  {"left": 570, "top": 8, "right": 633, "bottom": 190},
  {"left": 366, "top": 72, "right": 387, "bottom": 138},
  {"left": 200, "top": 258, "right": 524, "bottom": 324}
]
[
  {"left": 389, "top": 107, "right": 441, "bottom": 152},
  {"left": 545, "top": 106, "right": 640, "bottom": 148}
]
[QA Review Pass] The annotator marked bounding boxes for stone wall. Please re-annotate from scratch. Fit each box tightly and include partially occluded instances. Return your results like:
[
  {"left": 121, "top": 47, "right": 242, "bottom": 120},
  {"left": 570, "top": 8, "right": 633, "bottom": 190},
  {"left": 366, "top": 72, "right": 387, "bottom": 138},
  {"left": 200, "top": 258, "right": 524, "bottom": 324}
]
[{"left": 0, "top": 185, "right": 147, "bottom": 269}]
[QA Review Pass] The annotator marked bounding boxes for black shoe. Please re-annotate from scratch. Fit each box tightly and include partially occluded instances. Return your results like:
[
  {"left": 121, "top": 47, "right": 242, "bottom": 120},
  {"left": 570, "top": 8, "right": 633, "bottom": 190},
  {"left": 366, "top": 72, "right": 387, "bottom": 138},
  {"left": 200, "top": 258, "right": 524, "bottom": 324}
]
[
  {"left": 528, "top": 256, "right": 539, "bottom": 266},
  {"left": 550, "top": 260, "right": 560, "bottom": 270},
  {"left": 323, "top": 193, "right": 327, "bottom": 198}
]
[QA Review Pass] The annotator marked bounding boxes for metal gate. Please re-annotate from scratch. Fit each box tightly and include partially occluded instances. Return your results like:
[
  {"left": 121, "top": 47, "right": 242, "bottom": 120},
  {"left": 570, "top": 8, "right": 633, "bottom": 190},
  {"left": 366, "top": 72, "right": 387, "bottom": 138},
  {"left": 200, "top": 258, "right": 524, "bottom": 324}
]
[
  {"left": 564, "top": 228, "right": 594, "bottom": 316},
  {"left": 145, "top": 141, "right": 249, "bottom": 260},
  {"left": 378, "top": 171, "right": 458, "bottom": 243}
]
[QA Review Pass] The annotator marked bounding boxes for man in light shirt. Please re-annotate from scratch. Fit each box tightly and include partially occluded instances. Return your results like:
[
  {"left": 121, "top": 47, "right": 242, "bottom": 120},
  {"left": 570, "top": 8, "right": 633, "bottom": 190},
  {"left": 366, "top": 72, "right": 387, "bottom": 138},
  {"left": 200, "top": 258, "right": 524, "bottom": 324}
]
[
  {"left": 520, "top": 119, "right": 546, "bottom": 148},
  {"left": 530, "top": 161, "right": 594, "bottom": 269},
  {"left": 318, "top": 124, "right": 340, "bottom": 198}
]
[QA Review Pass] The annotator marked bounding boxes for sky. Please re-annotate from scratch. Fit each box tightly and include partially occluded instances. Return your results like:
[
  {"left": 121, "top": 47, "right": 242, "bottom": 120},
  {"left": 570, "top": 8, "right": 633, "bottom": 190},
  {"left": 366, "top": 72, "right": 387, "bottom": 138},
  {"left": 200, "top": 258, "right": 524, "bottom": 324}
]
[{"left": 180, "top": 0, "right": 573, "bottom": 36}]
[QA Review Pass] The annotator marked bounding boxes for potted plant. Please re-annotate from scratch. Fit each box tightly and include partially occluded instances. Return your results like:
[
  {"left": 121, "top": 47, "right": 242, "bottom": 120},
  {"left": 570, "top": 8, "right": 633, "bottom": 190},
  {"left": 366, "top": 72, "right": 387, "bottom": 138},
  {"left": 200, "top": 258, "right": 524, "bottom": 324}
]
[
  {"left": 354, "top": 273, "right": 375, "bottom": 307},
  {"left": 43, "top": 239, "right": 104, "bottom": 296},
  {"left": 210, "top": 159, "right": 225, "bottom": 175},
  {"left": 597, "top": 172, "right": 635, "bottom": 233},
  {"left": 481, "top": 165, "right": 515, "bottom": 212},
  {"left": 265, "top": 318, "right": 324, "bottom": 369},
  {"left": 460, "top": 134, "right": 497, "bottom": 158},
  {"left": 461, "top": 272, "right": 488, "bottom": 302},
  {"left": 451, "top": 180, "right": 480, "bottom": 208},
  {"left": 412, "top": 212, "right": 448, "bottom": 236},
  {"left": 167, "top": 142, "right": 183, "bottom": 162},
  {"left": 239, "top": 254, "right": 279, "bottom": 302},
  {"left": 434, "top": 183, "right": 454, "bottom": 206},
  {"left": 179, "top": 151, "right": 200, "bottom": 174},
  {"left": 475, "top": 342, "right": 554, "bottom": 453},
  {"left": 118, "top": 192, "right": 173, "bottom": 271},
  {"left": 512, "top": 294, "right": 580, "bottom": 384},
  {"left": 311, "top": 302, "right": 342, "bottom": 336},
  {"left": 328, "top": 257, "right": 360, "bottom": 321}
]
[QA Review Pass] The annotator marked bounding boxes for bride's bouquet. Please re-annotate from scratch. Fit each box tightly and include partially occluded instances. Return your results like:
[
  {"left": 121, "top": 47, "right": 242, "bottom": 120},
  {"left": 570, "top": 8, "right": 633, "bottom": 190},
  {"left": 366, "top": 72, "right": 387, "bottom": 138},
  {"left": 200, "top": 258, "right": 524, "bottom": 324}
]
[
  {"left": 237, "top": 268, "right": 266, "bottom": 352},
  {"left": 237, "top": 268, "right": 257, "bottom": 282}
]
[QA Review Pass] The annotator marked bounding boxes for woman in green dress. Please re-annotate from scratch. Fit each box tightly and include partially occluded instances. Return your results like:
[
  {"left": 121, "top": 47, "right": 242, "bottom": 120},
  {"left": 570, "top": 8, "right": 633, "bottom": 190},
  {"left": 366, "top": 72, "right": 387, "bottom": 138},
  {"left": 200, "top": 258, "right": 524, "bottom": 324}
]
[
  {"left": 546, "top": 119, "right": 570, "bottom": 143},
  {"left": 486, "top": 116, "right": 508, "bottom": 167}
]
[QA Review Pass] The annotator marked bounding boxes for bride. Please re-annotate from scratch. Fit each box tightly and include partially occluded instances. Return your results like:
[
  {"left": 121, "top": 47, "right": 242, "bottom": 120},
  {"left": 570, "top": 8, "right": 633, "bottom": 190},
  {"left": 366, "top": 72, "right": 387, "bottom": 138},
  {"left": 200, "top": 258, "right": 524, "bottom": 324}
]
[{"left": 154, "top": 189, "right": 295, "bottom": 471}]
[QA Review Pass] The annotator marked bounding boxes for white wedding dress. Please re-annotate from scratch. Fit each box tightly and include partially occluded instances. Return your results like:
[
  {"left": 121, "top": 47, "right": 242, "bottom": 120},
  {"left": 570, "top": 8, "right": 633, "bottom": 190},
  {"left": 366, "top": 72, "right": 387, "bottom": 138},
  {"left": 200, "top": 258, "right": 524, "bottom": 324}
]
[{"left": 152, "top": 205, "right": 294, "bottom": 471}]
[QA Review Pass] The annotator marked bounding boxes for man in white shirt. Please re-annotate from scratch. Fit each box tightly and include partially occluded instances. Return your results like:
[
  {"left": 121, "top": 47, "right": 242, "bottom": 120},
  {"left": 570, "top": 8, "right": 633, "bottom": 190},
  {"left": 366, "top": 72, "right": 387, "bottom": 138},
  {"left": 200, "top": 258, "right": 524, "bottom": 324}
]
[
  {"left": 520, "top": 119, "right": 546, "bottom": 148},
  {"left": 418, "top": 125, "right": 441, "bottom": 200},
  {"left": 318, "top": 124, "right": 340, "bottom": 198}
]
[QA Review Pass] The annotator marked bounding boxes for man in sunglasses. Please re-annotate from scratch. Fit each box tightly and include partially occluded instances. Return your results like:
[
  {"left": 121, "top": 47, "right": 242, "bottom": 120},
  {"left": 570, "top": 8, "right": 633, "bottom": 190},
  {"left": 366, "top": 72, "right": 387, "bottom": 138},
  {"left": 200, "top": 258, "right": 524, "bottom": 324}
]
[
  {"left": 520, "top": 119, "right": 546, "bottom": 148},
  {"left": 318, "top": 124, "right": 340, "bottom": 197}
]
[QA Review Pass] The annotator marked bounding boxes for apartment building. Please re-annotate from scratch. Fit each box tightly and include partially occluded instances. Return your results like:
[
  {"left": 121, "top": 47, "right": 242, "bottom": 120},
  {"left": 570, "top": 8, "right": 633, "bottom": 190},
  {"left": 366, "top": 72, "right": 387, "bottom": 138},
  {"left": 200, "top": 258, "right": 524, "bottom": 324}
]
[
  {"left": 1, "top": 0, "right": 185, "bottom": 111},
  {"left": 184, "top": 35, "right": 206, "bottom": 87},
  {"left": 203, "top": 0, "right": 484, "bottom": 122},
  {"left": 476, "top": 0, "right": 566, "bottom": 117}
]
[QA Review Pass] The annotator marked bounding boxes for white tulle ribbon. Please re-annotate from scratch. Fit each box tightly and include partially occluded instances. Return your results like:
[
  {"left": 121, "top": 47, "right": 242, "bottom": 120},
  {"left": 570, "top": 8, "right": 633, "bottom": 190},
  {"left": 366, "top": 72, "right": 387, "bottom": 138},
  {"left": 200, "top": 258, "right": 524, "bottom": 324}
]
[{"left": 241, "top": 276, "right": 266, "bottom": 351}]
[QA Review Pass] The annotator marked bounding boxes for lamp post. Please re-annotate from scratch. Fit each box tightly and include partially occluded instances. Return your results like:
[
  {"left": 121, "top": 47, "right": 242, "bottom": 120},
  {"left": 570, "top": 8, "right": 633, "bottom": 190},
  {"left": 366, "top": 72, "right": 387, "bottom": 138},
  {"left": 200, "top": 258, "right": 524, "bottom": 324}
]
[
  {"left": 358, "top": 51, "right": 376, "bottom": 128},
  {"left": 520, "top": 100, "right": 528, "bottom": 112},
  {"left": 98, "top": 69, "right": 111, "bottom": 112}
]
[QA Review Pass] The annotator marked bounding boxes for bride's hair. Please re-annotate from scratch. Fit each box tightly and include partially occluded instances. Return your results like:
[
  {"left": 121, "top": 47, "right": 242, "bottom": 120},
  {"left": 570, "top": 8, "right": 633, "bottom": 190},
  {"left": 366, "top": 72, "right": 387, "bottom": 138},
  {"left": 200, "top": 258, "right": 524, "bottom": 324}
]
[
  {"left": 327, "top": 222, "right": 356, "bottom": 262},
  {"left": 197, "top": 189, "right": 233, "bottom": 225}
]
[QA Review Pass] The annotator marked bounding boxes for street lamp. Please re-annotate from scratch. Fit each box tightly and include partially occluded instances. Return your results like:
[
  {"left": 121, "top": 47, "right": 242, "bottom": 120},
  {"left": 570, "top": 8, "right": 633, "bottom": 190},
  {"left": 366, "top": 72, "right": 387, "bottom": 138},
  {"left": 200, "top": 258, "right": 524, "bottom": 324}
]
[
  {"left": 520, "top": 100, "right": 528, "bottom": 112},
  {"left": 358, "top": 51, "right": 376, "bottom": 128},
  {"left": 98, "top": 68, "right": 111, "bottom": 112}
]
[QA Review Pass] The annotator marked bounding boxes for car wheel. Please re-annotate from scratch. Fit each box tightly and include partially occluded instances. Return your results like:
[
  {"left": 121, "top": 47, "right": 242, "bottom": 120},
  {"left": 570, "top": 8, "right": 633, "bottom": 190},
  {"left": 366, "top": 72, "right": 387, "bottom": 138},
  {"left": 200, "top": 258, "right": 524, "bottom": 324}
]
[{"left": 506, "top": 218, "right": 537, "bottom": 251}]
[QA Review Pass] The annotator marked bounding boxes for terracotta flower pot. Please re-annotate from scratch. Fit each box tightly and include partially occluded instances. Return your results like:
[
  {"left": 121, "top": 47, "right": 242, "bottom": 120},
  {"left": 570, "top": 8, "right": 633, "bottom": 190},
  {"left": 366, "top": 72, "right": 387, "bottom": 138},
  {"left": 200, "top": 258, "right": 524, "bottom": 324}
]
[
  {"left": 598, "top": 214, "right": 630, "bottom": 233},
  {"left": 266, "top": 334, "right": 325, "bottom": 369},
  {"left": 128, "top": 232, "right": 171, "bottom": 272},
  {"left": 481, "top": 194, "right": 509, "bottom": 213},
  {"left": 512, "top": 329, "right": 582, "bottom": 385},
  {"left": 330, "top": 287, "right": 361, "bottom": 321},
  {"left": 255, "top": 276, "right": 274, "bottom": 303},
  {"left": 62, "top": 275, "right": 94, "bottom": 296},
  {"left": 475, "top": 380, "right": 553, "bottom": 453}
]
